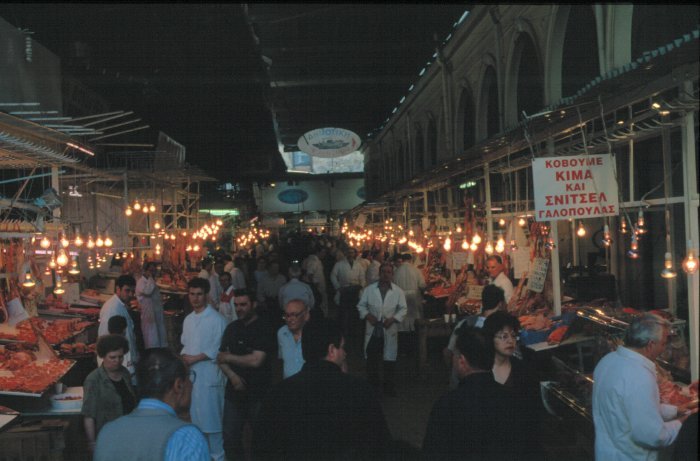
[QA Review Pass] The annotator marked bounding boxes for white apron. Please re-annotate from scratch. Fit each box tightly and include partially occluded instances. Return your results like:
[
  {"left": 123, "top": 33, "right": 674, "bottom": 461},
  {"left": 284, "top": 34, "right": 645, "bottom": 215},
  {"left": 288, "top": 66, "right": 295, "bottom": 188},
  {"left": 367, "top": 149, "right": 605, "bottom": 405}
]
[{"left": 357, "top": 282, "right": 407, "bottom": 361}]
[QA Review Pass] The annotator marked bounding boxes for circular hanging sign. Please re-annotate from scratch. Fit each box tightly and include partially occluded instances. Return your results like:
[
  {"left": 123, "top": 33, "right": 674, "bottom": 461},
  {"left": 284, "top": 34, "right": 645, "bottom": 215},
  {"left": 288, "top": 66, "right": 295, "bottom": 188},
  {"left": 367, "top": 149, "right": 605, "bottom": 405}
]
[
  {"left": 277, "top": 189, "right": 309, "bottom": 204},
  {"left": 297, "top": 127, "right": 362, "bottom": 158}
]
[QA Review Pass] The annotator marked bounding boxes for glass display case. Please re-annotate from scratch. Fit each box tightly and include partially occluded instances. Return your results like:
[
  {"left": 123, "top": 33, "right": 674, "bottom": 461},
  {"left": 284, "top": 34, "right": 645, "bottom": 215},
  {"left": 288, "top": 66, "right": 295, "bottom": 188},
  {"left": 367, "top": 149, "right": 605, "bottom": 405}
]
[{"left": 541, "top": 306, "right": 691, "bottom": 425}]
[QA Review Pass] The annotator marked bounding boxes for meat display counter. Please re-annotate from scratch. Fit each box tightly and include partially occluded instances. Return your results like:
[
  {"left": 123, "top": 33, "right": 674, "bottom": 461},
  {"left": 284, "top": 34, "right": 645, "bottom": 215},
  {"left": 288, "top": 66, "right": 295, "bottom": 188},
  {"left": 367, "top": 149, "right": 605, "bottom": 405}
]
[{"left": 541, "top": 306, "right": 693, "bottom": 426}]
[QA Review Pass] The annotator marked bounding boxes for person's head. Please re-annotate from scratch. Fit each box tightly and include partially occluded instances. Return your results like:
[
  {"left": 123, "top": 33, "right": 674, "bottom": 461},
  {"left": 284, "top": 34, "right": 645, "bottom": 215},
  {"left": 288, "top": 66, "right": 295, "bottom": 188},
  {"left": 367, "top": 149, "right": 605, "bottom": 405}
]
[
  {"left": 107, "top": 315, "right": 127, "bottom": 335},
  {"left": 219, "top": 271, "right": 232, "bottom": 291},
  {"left": 256, "top": 257, "right": 267, "bottom": 271},
  {"left": 115, "top": 275, "right": 136, "bottom": 304},
  {"left": 214, "top": 261, "right": 225, "bottom": 275},
  {"left": 346, "top": 247, "right": 357, "bottom": 261},
  {"left": 233, "top": 288, "right": 257, "bottom": 322},
  {"left": 452, "top": 326, "right": 494, "bottom": 379},
  {"left": 624, "top": 313, "right": 671, "bottom": 360},
  {"left": 371, "top": 249, "right": 385, "bottom": 263},
  {"left": 481, "top": 284, "right": 506, "bottom": 314},
  {"left": 465, "top": 269, "right": 477, "bottom": 284},
  {"left": 201, "top": 258, "right": 213, "bottom": 271},
  {"left": 483, "top": 311, "right": 520, "bottom": 360},
  {"left": 401, "top": 253, "right": 413, "bottom": 263},
  {"left": 335, "top": 249, "right": 346, "bottom": 261},
  {"left": 268, "top": 261, "right": 280, "bottom": 275},
  {"left": 379, "top": 262, "right": 394, "bottom": 284},
  {"left": 301, "top": 319, "right": 346, "bottom": 368},
  {"left": 288, "top": 263, "right": 302, "bottom": 279},
  {"left": 222, "top": 254, "right": 233, "bottom": 263},
  {"left": 137, "top": 348, "right": 193, "bottom": 413},
  {"left": 485, "top": 255, "right": 504, "bottom": 279},
  {"left": 143, "top": 261, "right": 158, "bottom": 278},
  {"left": 283, "top": 299, "right": 310, "bottom": 334},
  {"left": 188, "top": 277, "right": 210, "bottom": 311},
  {"left": 96, "top": 334, "right": 129, "bottom": 372}
]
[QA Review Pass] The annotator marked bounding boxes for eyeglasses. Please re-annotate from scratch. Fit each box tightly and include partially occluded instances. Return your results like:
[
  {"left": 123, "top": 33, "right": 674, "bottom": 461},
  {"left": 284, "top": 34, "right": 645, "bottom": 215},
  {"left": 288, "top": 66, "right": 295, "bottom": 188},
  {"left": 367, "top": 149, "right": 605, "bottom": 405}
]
[
  {"left": 188, "top": 370, "right": 197, "bottom": 384},
  {"left": 494, "top": 332, "right": 518, "bottom": 342},
  {"left": 282, "top": 311, "right": 307, "bottom": 320}
]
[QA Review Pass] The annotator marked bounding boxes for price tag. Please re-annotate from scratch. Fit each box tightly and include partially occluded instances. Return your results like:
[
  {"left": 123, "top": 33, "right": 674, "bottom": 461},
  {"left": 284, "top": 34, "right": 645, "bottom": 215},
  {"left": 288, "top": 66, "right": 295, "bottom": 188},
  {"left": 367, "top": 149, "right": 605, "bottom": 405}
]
[{"left": 527, "top": 257, "right": 549, "bottom": 293}]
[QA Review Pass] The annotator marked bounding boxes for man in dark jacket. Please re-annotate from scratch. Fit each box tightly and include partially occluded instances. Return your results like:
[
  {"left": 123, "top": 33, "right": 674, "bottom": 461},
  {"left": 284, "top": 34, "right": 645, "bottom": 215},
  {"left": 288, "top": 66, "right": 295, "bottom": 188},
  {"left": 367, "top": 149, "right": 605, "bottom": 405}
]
[
  {"left": 422, "top": 326, "right": 514, "bottom": 461},
  {"left": 253, "top": 319, "right": 391, "bottom": 460}
]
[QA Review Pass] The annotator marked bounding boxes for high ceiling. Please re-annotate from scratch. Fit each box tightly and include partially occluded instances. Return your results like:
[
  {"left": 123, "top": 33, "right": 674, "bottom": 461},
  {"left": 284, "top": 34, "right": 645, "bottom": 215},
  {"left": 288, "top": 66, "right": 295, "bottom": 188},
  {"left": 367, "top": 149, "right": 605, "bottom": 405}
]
[{"left": 0, "top": 3, "right": 467, "bottom": 181}]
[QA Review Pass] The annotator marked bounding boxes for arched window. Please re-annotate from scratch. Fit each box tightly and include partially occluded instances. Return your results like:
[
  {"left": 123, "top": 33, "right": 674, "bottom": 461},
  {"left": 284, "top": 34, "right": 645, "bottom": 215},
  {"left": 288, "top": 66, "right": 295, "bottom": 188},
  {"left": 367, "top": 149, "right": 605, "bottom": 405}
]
[
  {"left": 561, "top": 5, "right": 599, "bottom": 98},
  {"left": 459, "top": 87, "right": 475, "bottom": 151},
  {"left": 482, "top": 67, "right": 500, "bottom": 138},
  {"left": 414, "top": 124, "right": 425, "bottom": 173},
  {"left": 514, "top": 34, "right": 543, "bottom": 120},
  {"left": 427, "top": 118, "right": 438, "bottom": 167}
]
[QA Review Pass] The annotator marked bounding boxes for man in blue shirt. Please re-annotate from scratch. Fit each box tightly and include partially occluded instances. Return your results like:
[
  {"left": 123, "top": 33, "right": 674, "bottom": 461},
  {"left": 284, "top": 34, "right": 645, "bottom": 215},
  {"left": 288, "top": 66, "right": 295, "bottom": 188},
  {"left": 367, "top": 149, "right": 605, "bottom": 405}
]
[
  {"left": 278, "top": 299, "right": 310, "bottom": 379},
  {"left": 94, "top": 348, "right": 209, "bottom": 461}
]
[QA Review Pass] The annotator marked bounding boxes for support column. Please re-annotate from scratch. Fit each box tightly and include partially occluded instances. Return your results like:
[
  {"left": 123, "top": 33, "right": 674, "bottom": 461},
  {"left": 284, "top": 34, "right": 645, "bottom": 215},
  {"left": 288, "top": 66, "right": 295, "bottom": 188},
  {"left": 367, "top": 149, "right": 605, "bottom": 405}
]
[
  {"left": 484, "top": 163, "right": 493, "bottom": 242},
  {"left": 551, "top": 222, "right": 562, "bottom": 315},
  {"left": 681, "top": 80, "right": 699, "bottom": 381},
  {"left": 51, "top": 166, "right": 60, "bottom": 219}
]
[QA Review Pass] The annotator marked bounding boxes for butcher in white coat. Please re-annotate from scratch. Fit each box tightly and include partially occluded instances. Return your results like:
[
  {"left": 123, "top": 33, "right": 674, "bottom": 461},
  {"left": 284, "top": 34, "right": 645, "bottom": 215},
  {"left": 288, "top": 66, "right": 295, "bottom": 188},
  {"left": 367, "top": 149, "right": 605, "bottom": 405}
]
[
  {"left": 135, "top": 261, "right": 168, "bottom": 348},
  {"left": 357, "top": 262, "right": 407, "bottom": 396},
  {"left": 181, "top": 277, "right": 228, "bottom": 461}
]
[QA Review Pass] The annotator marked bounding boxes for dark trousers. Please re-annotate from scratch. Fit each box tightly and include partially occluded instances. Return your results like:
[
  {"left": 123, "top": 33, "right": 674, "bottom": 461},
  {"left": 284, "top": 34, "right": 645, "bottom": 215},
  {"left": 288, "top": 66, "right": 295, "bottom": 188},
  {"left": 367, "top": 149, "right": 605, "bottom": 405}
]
[
  {"left": 366, "top": 352, "right": 396, "bottom": 392},
  {"left": 338, "top": 285, "right": 361, "bottom": 337},
  {"left": 223, "top": 395, "right": 262, "bottom": 459}
]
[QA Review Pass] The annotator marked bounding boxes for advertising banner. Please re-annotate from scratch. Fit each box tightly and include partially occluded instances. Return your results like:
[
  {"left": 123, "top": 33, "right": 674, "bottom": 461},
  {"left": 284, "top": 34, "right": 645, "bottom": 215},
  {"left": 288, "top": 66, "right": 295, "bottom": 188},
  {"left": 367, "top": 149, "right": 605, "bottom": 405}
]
[{"left": 532, "top": 154, "right": 618, "bottom": 221}]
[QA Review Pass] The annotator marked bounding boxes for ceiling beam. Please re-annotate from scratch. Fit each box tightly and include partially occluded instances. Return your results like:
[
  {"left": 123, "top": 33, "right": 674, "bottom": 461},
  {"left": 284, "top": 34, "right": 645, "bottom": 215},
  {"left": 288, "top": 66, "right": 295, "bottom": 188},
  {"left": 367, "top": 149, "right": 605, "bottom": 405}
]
[{"left": 270, "top": 76, "right": 412, "bottom": 88}]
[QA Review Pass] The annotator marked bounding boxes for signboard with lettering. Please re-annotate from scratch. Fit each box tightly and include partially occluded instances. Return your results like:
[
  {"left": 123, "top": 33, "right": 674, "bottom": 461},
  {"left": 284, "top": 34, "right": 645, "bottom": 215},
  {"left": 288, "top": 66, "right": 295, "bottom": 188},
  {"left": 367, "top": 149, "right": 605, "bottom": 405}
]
[
  {"left": 527, "top": 257, "right": 549, "bottom": 293},
  {"left": 532, "top": 154, "right": 618, "bottom": 221},
  {"left": 465, "top": 284, "right": 484, "bottom": 300},
  {"left": 450, "top": 251, "right": 469, "bottom": 270},
  {"left": 298, "top": 127, "right": 362, "bottom": 158}
]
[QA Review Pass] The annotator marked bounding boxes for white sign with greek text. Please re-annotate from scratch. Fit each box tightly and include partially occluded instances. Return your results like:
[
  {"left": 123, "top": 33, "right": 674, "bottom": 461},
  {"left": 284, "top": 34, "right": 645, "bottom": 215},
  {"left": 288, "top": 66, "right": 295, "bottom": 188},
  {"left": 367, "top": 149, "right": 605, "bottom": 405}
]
[
  {"left": 532, "top": 154, "right": 618, "bottom": 221},
  {"left": 527, "top": 257, "right": 549, "bottom": 293}
]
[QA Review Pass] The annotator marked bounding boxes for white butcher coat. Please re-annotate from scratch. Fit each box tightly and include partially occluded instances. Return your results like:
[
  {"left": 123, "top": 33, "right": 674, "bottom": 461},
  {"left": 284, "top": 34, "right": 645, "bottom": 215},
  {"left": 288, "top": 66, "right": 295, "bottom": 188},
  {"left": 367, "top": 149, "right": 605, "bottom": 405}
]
[
  {"left": 98, "top": 294, "right": 138, "bottom": 366},
  {"left": 181, "top": 305, "right": 227, "bottom": 434},
  {"left": 135, "top": 275, "right": 168, "bottom": 348},
  {"left": 357, "top": 282, "right": 407, "bottom": 361},
  {"left": 393, "top": 263, "right": 426, "bottom": 332}
]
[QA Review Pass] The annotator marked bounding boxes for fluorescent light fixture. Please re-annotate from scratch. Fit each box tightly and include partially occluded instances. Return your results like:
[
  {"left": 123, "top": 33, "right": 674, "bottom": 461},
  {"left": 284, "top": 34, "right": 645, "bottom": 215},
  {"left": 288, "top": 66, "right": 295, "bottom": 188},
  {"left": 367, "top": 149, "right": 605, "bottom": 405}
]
[
  {"left": 419, "top": 68, "right": 426, "bottom": 76},
  {"left": 199, "top": 209, "right": 239, "bottom": 216},
  {"left": 459, "top": 181, "right": 477, "bottom": 189}
]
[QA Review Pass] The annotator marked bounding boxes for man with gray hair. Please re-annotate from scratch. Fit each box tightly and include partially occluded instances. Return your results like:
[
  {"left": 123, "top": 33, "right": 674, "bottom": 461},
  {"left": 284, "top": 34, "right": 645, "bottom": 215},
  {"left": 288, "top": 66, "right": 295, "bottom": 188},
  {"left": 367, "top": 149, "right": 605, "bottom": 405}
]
[
  {"left": 592, "top": 313, "right": 698, "bottom": 460},
  {"left": 278, "top": 263, "right": 315, "bottom": 312}
]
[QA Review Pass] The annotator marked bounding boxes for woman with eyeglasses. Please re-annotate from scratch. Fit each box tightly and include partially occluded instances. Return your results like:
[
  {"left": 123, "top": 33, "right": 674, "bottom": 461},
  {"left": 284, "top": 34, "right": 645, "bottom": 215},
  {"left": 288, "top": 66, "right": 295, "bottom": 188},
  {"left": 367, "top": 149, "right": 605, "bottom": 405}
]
[
  {"left": 483, "top": 311, "right": 543, "bottom": 459},
  {"left": 82, "top": 334, "right": 136, "bottom": 452}
]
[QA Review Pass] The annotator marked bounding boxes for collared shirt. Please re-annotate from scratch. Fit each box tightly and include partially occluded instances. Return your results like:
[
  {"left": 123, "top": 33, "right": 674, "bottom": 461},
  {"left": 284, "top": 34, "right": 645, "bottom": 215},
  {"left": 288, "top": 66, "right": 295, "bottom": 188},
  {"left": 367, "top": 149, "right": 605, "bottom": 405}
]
[
  {"left": 592, "top": 346, "right": 681, "bottom": 461},
  {"left": 302, "top": 254, "right": 325, "bottom": 288},
  {"left": 257, "top": 273, "right": 287, "bottom": 303},
  {"left": 137, "top": 399, "right": 210, "bottom": 461},
  {"left": 278, "top": 278, "right": 315, "bottom": 310},
  {"left": 490, "top": 272, "right": 514, "bottom": 302},
  {"left": 393, "top": 263, "right": 426, "bottom": 293},
  {"left": 330, "top": 259, "right": 365, "bottom": 290},
  {"left": 98, "top": 294, "right": 138, "bottom": 365},
  {"left": 277, "top": 325, "right": 305, "bottom": 379}
]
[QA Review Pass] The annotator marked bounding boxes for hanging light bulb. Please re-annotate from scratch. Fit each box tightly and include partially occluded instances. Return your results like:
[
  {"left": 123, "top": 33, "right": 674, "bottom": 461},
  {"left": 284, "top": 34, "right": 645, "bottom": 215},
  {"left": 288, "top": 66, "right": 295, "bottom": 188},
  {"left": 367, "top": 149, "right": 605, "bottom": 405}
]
[
  {"left": 154, "top": 221, "right": 161, "bottom": 230},
  {"left": 461, "top": 240, "right": 469, "bottom": 250},
  {"left": 186, "top": 244, "right": 193, "bottom": 252},
  {"left": 518, "top": 217, "right": 527, "bottom": 227},
  {"left": 510, "top": 240, "right": 518, "bottom": 252},
  {"left": 620, "top": 218, "right": 628, "bottom": 234},
  {"left": 469, "top": 242, "right": 478, "bottom": 252},
  {"left": 142, "top": 203, "right": 149, "bottom": 213},
  {"left": 472, "top": 233, "right": 482, "bottom": 245},
  {"left": 114, "top": 252, "right": 121, "bottom": 260},
  {"left": 193, "top": 244, "right": 200, "bottom": 252},
  {"left": 484, "top": 241, "right": 494, "bottom": 255},
  {"left": 125, "top": 206, "right": 133, "bottom": 216},
  {"left": 49, "top": 256, "right": 57, "bottom": 269},
  {"left": 87, "top": 234, "right": 95, "bottom": 249},
  {"left": 455, "top": 225, "right": 462, "bottom": 233},
  {"left": 495, "top": 240, "right": 505, "bottom": 254},
  {"left": 56, "top": 249, "right": 69, "bottom": 267},
  {"left": 96, "top": 234, "right": 104, "bottom": 247},
  {"left": 40, "top": 236, "right": 51, "bottom": 249},
  {"left": 660, "top": 252, "right": 677, "bottom": 279},
  {"left": 636, "top": 209, "right": 646, "bottom": 234},
  {"left": 630, "top": 234, "right": 639, "bottom": 251},
  {"left": 545, "top": 238, "right": 556, "bottom": 251},
  {"left": 149, "top": 203, "right": 156, "bottom": 213},
  {"left": 133, "top": 200, "right": 141, "bottom": 211},
  {"left": 68, "top": 258, "right": 80, "bottom": 275},
  {"left": 576, "top": 221, "right": 587, "bottom": 237},
  {"left": 104, "top": 234, "right": 113, "bottom": 247},
  {"left": 681, "top": 241, "right": 698, "bottom": 274},
  {"left": 60, "top": 234, "right": 70, "bottom": 248},
  {"left": 74, "top": 234, "right": 84, "bottom": 247},
  {"left": 443, "top": 236, "right": 452, "bottom": 252},
  {"left": 53, "top": 277, "right": 65, "bottom": 295},
  {"left": 498, "top": 218, "right": 506, "bottom": 227},
  {"left": 603, "top": 225, "right": 612, "bottom": 247},
  {"left": 22, "top": 272, "right": 36, "bottom": 288}
]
